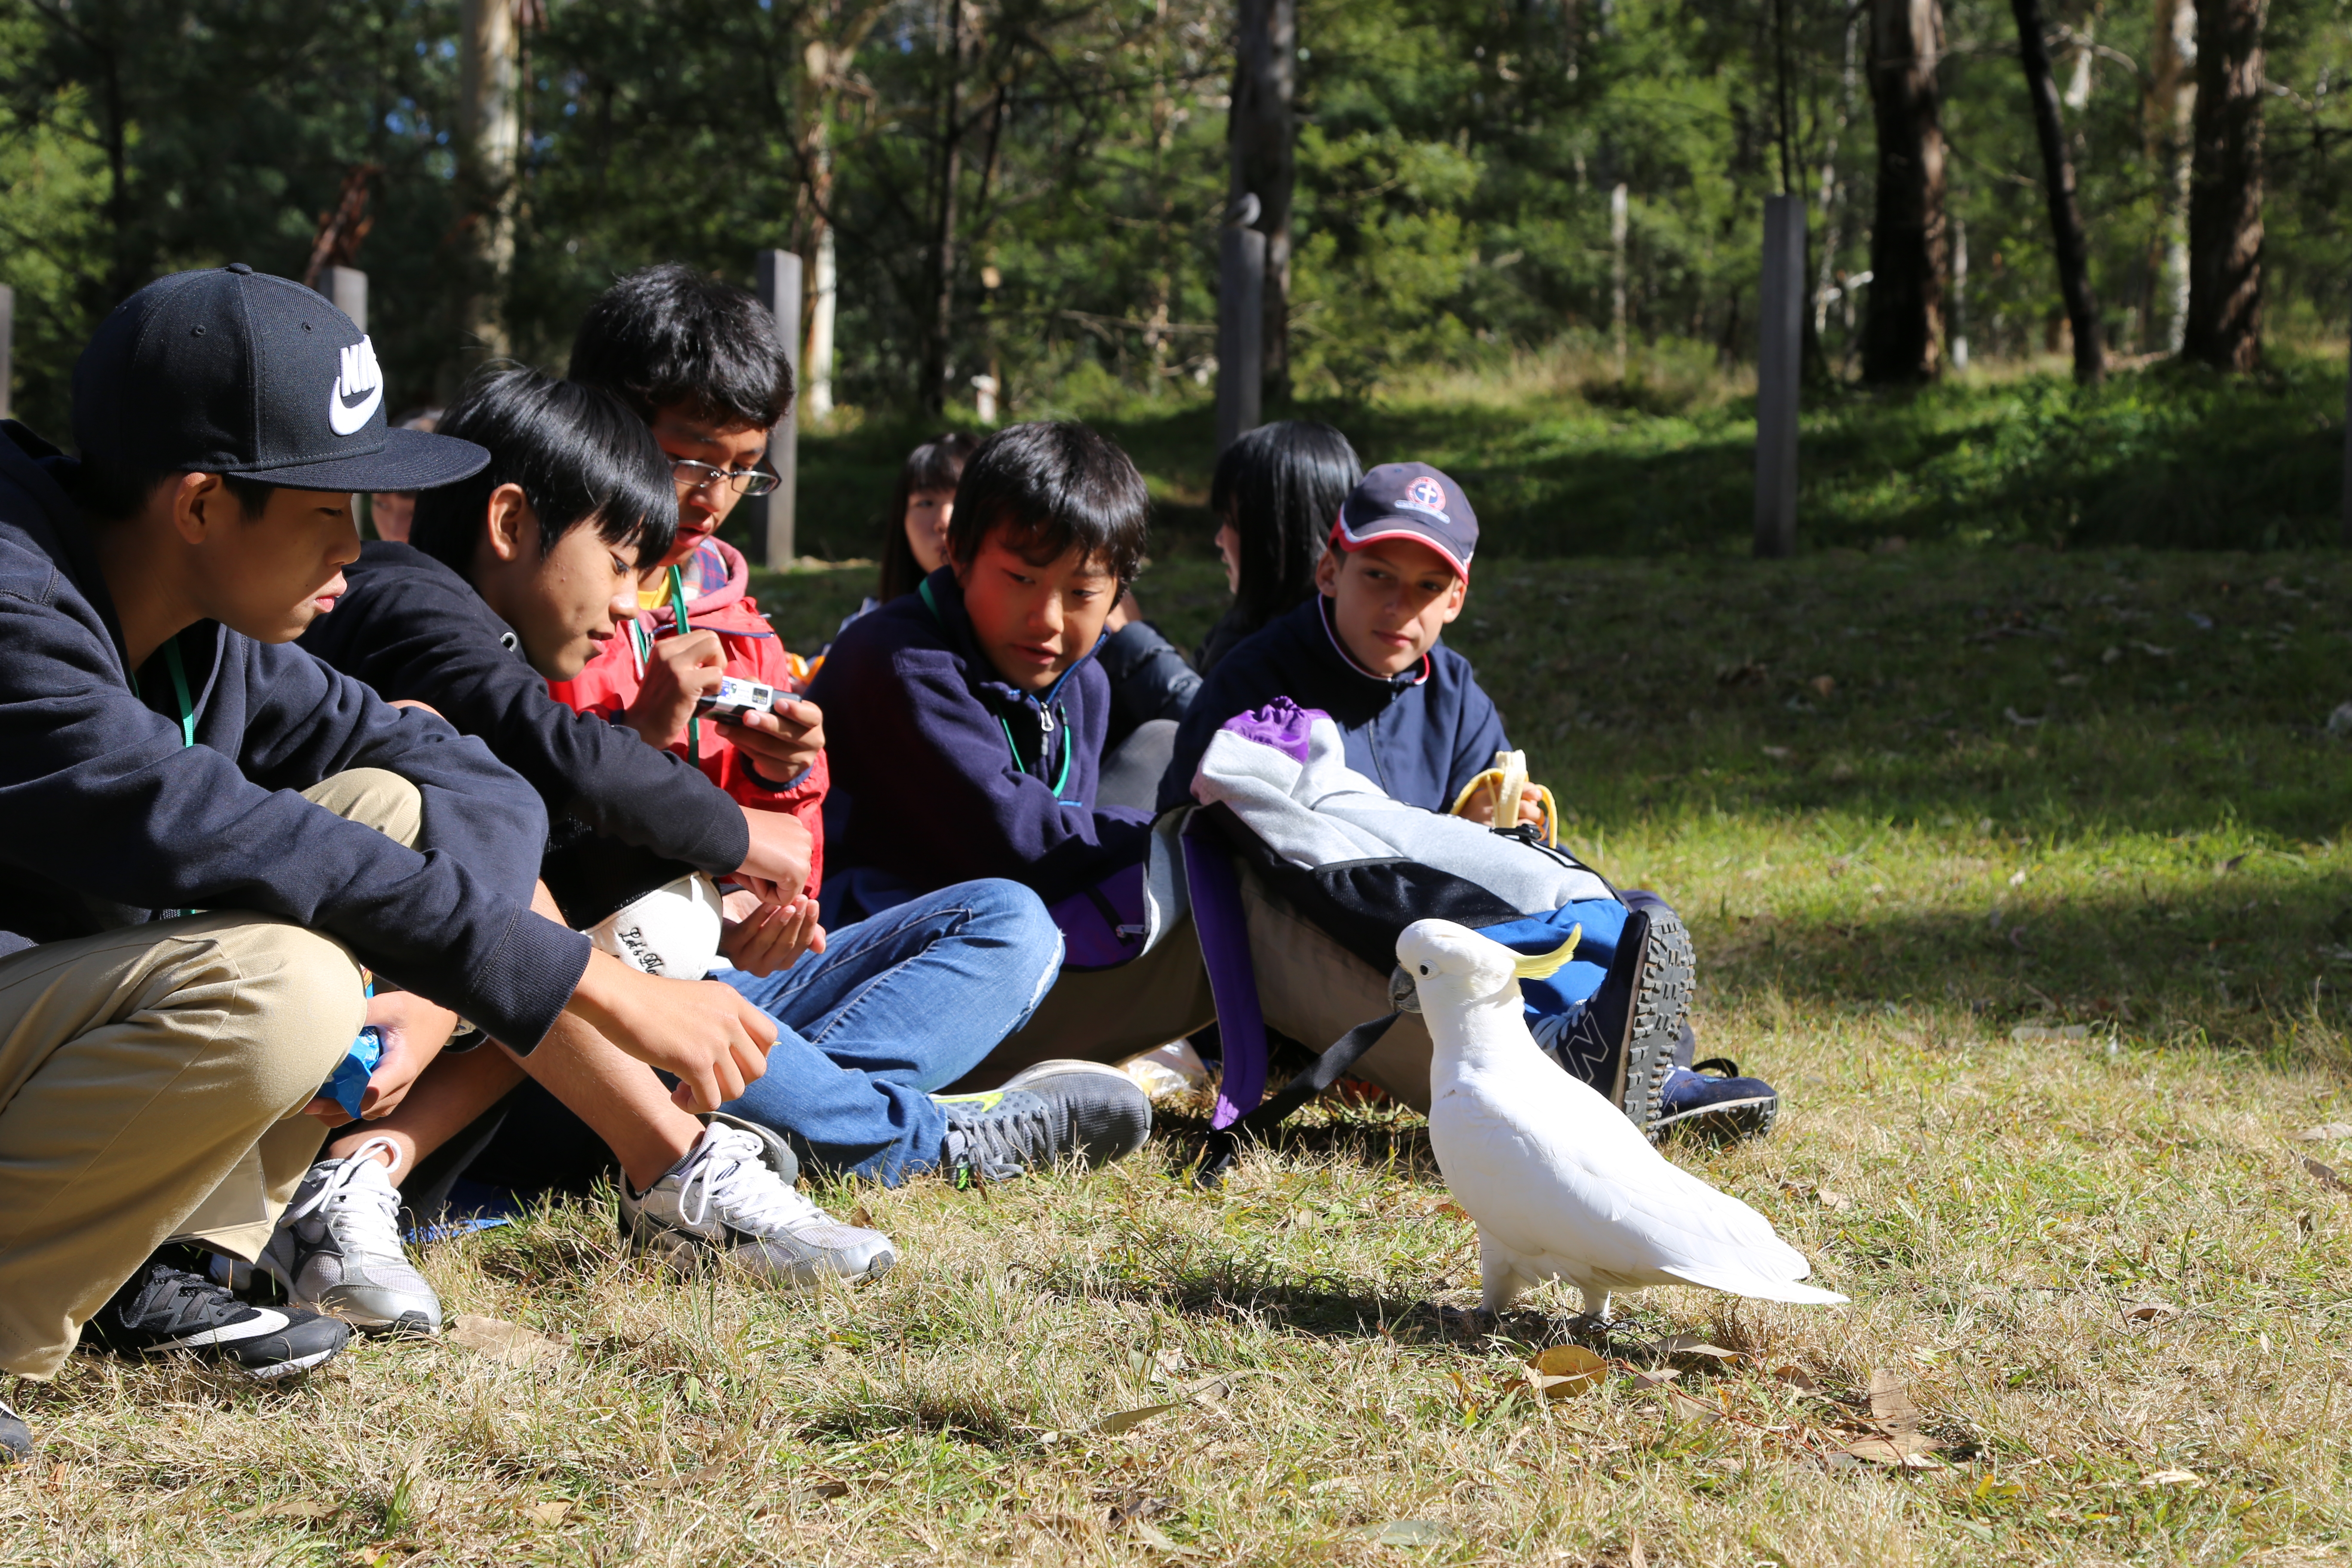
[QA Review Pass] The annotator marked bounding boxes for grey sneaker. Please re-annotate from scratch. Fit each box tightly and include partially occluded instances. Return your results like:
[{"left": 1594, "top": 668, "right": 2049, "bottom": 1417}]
[
  {"left": 934, "top": 1060, "right": 1153, "bottom": 1182},
  {"left": 260, "top": 1137, "right": 441, "bottom": 1335},
  {"left": 0, "top": 1397, "right": 30, "bottom": 1464},
  {"left": 619, "top": 1113, "right": 895, "bottom": 1288}
]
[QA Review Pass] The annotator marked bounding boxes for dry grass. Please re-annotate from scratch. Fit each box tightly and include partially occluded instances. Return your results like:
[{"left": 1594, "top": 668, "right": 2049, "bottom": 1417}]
[{"left": 9, "top": 545, "right": 2352, "bottom": 1565}]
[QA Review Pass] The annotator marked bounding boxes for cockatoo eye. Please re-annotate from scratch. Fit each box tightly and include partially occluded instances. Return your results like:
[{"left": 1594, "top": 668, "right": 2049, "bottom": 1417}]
[{"left": 1418, "top": 963, "right": 1430, "bottom": 976}]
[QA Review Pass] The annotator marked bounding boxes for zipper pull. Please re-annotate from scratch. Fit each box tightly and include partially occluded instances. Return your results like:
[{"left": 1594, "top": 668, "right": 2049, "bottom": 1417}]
[{"left": 1038, "top": 704, "right": 1055, "bottom": 735}]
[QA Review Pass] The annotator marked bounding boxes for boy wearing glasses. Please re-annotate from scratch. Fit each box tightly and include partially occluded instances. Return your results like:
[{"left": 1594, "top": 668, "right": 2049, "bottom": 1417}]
[{"left": 554, "top": 263, "right": 824, "bottom": 848}]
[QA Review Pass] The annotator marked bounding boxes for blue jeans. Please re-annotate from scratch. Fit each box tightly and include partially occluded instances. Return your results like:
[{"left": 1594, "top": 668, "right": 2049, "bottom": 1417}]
[{"left": 712, "top": 879, "right": 1062, "bottom": 1185}]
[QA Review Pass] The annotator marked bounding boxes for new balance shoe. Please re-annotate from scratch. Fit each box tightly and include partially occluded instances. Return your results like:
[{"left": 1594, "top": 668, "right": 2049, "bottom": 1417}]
[
  {"left": 620, "top": 1113, "right": 895, "bottom": 1288},
  {"left": 0, "top": 1397, "right": 30, "bottom": 1464},
  {"left": 1651, "top": 1059, "right": 1780, "bottom": 1142},
  {"left": 935, "top": 1059, "right": 1153, "bottom": 1182},
  {"left": 1531, "top": 900, "right": 1694, "bottom": 1134},
  {"left": 260, "top": 1136, "right": 441, "bottom": 1335},
  {"left": 87, "top": 1248, "right": 350, "bottom": 1379}
]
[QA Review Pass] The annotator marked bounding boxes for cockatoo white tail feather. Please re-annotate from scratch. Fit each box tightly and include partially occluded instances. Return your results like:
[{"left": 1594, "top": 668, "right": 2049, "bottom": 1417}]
[{"left": 1401, "top": 918, "right": 1847, "bottom": 1319}]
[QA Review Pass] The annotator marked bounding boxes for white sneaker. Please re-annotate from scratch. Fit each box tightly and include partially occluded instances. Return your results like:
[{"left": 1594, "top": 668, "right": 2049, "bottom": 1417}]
[
  {"left": 260, "top": 1137, "right": 441, "bottom": 1335},
  {"left": 619, "top": 1114, "right": 896, "bottom": 1289}
]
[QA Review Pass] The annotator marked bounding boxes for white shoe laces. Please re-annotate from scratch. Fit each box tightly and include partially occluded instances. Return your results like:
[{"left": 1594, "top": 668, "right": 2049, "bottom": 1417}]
[
  {"left": 675, "top": 1124, "right": 829, "bottom": 1236},
  {"left": 288, "top": 1136, "right": 405, "bottom": 1256}
]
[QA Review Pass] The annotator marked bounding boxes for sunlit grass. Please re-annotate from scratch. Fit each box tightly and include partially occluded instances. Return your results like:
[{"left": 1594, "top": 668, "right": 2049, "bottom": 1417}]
[{"left": 9, "top": 545, "right": 2349, "bottom": 1564}]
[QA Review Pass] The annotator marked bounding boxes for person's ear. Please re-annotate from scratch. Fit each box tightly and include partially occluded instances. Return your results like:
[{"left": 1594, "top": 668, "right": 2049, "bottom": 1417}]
[
  {"left": 483, "top": 483, "right": 535, "bottom": 564},
  {"left": 1436, "top": 574, "right": 1467, "bottom": 624},
  {"left": 166, "top": 473, "right": 234, "bottom": 544},
  {"left": 1314, "top": 547, "right": 1342, "bottom": 595}
]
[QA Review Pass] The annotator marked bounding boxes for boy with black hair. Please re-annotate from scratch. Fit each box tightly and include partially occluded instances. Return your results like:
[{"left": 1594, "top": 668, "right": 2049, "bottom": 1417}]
[
  {"left": 811, "top": 421, "right": 1215, "bottom": 1078},
  {"left": 1162, "top": 461, "right": 1780, "bottom": 1140},
  {"left": 0, "top": 266, "right": 779, "bottom": 1459}
]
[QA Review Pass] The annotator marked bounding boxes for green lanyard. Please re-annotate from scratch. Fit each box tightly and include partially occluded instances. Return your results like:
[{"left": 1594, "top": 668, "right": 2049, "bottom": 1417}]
[
  {"left": 917, "top": 580, "right": 1070, "bottom": 798},
  {"left": 144, "top": 637, "right": 196, "bottom": 748},
  {"left": 668, "top": 564, "right": 699, "bottom": 766}
]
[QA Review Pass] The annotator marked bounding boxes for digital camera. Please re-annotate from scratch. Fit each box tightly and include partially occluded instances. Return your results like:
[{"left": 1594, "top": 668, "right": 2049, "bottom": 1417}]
[{"left": 694, "top": 675, "right": 782, "bottom": 722}]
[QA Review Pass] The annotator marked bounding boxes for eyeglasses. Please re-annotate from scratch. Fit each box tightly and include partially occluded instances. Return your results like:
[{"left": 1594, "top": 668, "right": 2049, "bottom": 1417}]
[{"left": 671, "top": 458, "right": 779, "bottom": 497}]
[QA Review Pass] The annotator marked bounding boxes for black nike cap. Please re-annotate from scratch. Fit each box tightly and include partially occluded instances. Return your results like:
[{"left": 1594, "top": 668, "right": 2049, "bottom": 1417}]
[{"left": 71, "top": 263, "right": 488, "bottom": 493}]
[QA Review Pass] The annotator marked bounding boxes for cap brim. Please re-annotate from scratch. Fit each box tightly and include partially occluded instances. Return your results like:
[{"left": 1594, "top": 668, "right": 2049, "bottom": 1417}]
[
  {"left": 227, "top": 427, "right": 490, "bottom": 493},
  {"left": 1332, "top": 517, "right": 1473, "bottom": 579}
]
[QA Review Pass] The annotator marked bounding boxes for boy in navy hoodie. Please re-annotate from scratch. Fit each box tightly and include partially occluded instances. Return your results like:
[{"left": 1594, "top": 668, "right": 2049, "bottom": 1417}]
[
  {"left": 1163, "top": 462, "right": 1781, "bottom": 1141},
  {"left": 811, "top": 422, "right": 1215, "bottom": 1073}
]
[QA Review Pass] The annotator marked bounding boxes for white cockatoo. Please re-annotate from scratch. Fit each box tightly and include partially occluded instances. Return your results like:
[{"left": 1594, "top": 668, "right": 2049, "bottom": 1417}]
[{"left": 1403, "top": 918, "right": 1847, "bottom": 1321}]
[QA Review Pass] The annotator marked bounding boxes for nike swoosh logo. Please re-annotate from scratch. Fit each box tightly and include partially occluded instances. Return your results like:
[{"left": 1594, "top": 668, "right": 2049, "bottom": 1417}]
[
  {"left": 329, "top": 382, "right": 382, "bottom": 436},
  {"left": 146, "top": 1306, "right": 292, "bottom": 1351}
]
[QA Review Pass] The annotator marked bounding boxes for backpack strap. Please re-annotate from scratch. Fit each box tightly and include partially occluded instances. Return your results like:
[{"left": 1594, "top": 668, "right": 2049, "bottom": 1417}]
[
  {"left": 1182, "top": 815, "right": 1268, "bottom": 1130},
  {"left": 1194, "top": 1010, "right": 1403, "bottom": 1188}
]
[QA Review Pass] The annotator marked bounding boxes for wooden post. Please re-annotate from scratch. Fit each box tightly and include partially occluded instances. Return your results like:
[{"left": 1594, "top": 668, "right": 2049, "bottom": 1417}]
[
  {"left": 0, "top": 284, "right": 12, "bottom": 423},
  {"left": 323, "top": 266, "right": 368, "bottom": 335},
  {"left": 754, "top": 249, "right": 803, "bottom": 570},
  {"left": 1215, "top": 214, "right": 1266, "bottom": 456},
  {"left": 1754, "top": 193, "right": 1805, "bottom": 559}
]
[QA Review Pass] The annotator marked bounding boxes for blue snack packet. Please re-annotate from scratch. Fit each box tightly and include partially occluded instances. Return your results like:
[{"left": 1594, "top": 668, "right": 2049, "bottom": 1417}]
[{"left": 323, "top": 1026, "right": 383, "bottom": 1122}]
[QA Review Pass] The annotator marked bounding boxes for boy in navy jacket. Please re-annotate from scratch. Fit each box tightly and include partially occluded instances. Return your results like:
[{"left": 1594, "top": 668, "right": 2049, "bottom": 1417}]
[
  {"left": 1162, "top": 462, "right": 1782, "bottom": 1142},
  {"left": 812, "top": 423, "right": 1214, "bottom": 1072}
]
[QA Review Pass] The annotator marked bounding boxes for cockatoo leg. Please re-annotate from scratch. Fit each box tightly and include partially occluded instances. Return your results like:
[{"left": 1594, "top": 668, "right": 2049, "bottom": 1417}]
[
  {"left": 1578, "top": 1286, "right": 1613, "bottom": 1323},
  {"left": 1477, "top": 1235, "right": 1521, "bottom": 1316}
]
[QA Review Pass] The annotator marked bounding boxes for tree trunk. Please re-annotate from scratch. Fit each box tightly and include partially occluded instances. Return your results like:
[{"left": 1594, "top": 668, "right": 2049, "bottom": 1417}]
[
  {"left": 919, "top": 3, "right": 965, "bottom": 417},
  {"left": 1862, "top": 0, "right": 1949, "bottom": 383},
  {"left": 2182, "top": 0, "right": 2263, "bottom": 371},
  {"left": 457, "top": 0, "right": 518, "bottom": 361},
  {"left": 1229, "top": 0, "right": 1295, "bottom": 405},
  {"left": 2144, "top": 0, "right": 2196, "bottom": 352},
  {"left": 2010, "top": 0, "right": 2104, "bottom": 383}
]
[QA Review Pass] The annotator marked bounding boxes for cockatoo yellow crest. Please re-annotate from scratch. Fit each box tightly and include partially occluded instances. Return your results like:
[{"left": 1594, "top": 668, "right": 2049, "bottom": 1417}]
[{"left": 1401, "top": 918, "right": 1846, "bottom": 1320}]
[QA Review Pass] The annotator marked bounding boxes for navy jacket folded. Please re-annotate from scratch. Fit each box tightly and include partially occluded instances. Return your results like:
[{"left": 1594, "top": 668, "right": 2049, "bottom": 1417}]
[{"left": 0, "top": 423, "right": 586, "bottom": 1050}]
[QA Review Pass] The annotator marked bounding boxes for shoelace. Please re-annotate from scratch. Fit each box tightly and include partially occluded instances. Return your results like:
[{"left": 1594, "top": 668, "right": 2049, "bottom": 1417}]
[
  {"left": 125, "top": 1264, "right": 244, "bottom": 1333},
  {"left": 675, "top": 1125, "right": 829, "bottom": 1235},
  {"left": 286, "top": 1137, "right": 405, "bottom": 1256},
  {"left": 944, "top": 1098, "right": 1055, "bottom": 1180}
]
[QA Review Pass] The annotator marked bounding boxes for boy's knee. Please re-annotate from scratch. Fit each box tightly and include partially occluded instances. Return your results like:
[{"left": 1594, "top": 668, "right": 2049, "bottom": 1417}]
[
  {"left": 299, "top": 768, "right": 423, "bottom": 849},
  {"left": 965, "top": 879, "right": 1060, "bottom": 950},
  {"left": 206, "top": 919, "right": 369, "bottom": 1111}
]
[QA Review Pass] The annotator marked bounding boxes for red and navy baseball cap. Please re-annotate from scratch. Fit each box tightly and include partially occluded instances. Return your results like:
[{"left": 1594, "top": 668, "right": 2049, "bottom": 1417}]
[
  {"left": 71, "top": 263, "right": 488, "bottom": 492},
  {"left": 1330, "top": 461, "right": 1478, "bottom": 580}
]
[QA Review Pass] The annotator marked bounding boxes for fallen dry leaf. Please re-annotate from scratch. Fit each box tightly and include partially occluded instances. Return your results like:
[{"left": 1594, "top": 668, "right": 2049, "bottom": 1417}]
[
  {"left": 522, "top": 1501, "right": 571, "bottom": 1525},
  {"left": 2294, "top": 1124, "right": 2352, "bottom": 1142},
  {"left": 446, "top": 1314, "right": 564, "bottom": 1365},
  {"left": 1772, "top": 1365, "right": 1821, "bottom": 1391},
  {"left": 848, "top": 1204, "right": 875, "bottom": 1229},
  {"left": 1132, "top": 1518, "right": 1198, "bottom": 1554},
  {"left": 1661, "top": 1335, "right": 1741, "bottom": 1361},
  {"left": 234, "top": 1497, "right": 340, "bottom": 1522},
  {"left": 1664, "top": 1389, "right": 1724, "bottom": 1424},
  {"left": 2144, "top": 1469, "right": 2203, "bottom": 1488},
  {"left": 2123, "top": 1303, "right": 2181, "bottom": 1323},
  {"left": 1627, "top": 1367, "right": 1681, "bottom": 1389},
  {"left": 1508, "top": 1344, "right": 1606, "bottom": 1400},
  {"left": 2303, "top": 1158, "right": 2352, "bottom": 1195},
  {"left": 1866, "top": 1369, "right": 1921, "bottom": 1432},
  {"left": 1090, "top": 1402, "right": 1179, "bottom": 1436},
  {"left": 1844, "top": 1433, "right": 1945, "bottom": 1468},
  {"left": 807, "top": 1479, "right": 852, "bottom": 1500},
  {"left": 655, "top": 1461, "right": 730, "bottom": 1492},
  {"left": 1433, "top": 1200, "right": 1470, "bottom": 1222}
]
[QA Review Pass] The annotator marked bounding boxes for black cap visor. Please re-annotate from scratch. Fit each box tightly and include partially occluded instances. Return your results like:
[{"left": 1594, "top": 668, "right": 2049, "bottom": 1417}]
[{"left": 222, "top": 427, "right": 490, "bottom": 493}]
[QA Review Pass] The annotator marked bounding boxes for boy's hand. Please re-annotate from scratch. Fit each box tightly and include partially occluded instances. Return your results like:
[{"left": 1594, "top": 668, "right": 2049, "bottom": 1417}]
[
  {"left": 719, "top": 891, "right": 827, "bottom": 976},
  {"left": 566, "top": 949, "right": 778, "bottom": 1113},
  {"left": 625, "top": 629, "right": 728, "bottom": 748},
  {"left": 735, "top": 807, "right": 813, "bottom": 904},
  {"left": 301, "top": 989, "right": 460, "bottom": 1125},
  {"left": 1514, "top": 785, "right": 1545, "bottom": 827},
  {"left": 720, "top": 695, "right": 825, "bottom": 782},
  {"left": 1458, "top": 780, "right": 1547, "bottom": 828}
]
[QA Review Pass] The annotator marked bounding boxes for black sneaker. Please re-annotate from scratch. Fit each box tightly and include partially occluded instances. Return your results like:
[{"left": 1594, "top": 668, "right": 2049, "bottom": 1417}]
[
  {"left": 934, "top": 1060, "right": 1153, "bottom": 1181},
  {"left": 0, "top": 1397, "right": 30, "bottom": 1464},
  {"left": 87, "top": 1249, "right": 351, "bottom": 1380},
  {"left": 1652, "top": 1059, "right": 1781, "bottom": 1142},
  {"left": 1532, "top": 900, "right": 1694, "bottom": 1134}
]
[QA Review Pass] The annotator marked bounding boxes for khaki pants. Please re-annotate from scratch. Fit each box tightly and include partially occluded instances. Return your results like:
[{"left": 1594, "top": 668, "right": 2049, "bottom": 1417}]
[
  {"left": 970, "top": 913, "right": 1216, "bottom": 1080},
  {"left": 0, "top": 769, "right": 421, "bottom": 1377}
]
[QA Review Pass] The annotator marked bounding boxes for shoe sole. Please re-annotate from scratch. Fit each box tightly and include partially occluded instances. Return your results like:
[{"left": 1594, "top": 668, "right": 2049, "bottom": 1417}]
[
  {"left": 238, "top": 1344, "right": 347, "bottom": 1381},
  {"left": 1652, "top": 1092, "right": 1781, "bottom": 1142},
  {"left": 623, "top": 1217, "right": 896, "bottom": 1289},
  {"left": 996, "top": 1059, "right": 1155, "bottom": 1169},
  {"left": 1612, "top": 907, "right": 1692, "bottom": 1136}
]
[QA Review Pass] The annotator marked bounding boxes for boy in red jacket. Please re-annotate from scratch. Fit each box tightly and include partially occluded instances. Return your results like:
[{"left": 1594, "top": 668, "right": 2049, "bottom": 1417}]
[{"left": 553, "top": 263, "right": 827, "bottom": 881}]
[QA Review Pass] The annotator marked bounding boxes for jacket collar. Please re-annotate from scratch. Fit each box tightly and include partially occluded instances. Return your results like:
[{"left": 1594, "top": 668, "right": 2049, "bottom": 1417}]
[{"left": 1312, "top": 594, "right": 1430, "bottom": 695}]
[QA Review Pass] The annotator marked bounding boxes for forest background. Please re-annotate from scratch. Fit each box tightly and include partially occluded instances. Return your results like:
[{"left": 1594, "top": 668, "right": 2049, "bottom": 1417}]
[{"left": 1, "top": 0, "right": 2349, "bottom": 558}]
